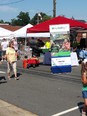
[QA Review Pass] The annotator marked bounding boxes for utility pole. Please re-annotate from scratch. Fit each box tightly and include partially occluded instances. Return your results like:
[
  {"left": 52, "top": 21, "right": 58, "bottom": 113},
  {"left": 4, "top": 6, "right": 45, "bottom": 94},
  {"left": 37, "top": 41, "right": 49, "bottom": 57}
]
[{"left": 53, "top": 0, "right": 56, "bottom": 17}]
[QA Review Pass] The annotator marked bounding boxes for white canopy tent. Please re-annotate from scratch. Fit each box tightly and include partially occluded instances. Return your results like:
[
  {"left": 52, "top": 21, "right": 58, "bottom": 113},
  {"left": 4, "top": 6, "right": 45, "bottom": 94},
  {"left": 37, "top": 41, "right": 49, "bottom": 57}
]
[
  {"left": 0, "top": 27, "right": 13, "bottom": 40},
  {"left": 12, "top": 23, "right": 33, "bottom": 38},
  {"left": 27, "top": 32, "right": 50, "bottom": 37}
]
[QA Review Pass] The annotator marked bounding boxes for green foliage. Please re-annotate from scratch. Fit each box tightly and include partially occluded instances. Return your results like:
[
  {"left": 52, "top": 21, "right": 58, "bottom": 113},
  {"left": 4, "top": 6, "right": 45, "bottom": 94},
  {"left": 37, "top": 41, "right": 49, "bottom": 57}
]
[
  {"left": 72, "top": 41, "right": 80, "bottom": 48},
  {"left": 30, "top": 13, "right": 38, "bottom": 25},
  {"left": 0, "top": 11, "right": 87, "bottom": 27},
  {"left": 41, "top": 14, "right": 52, "bottom": 22},
  {"left": 30, "top": 12, "right": 52, "bottom": 25},
  {"left": 0, "top": 20, "right": 10, "bottom": 24},
  {"left": 0, "top": 20, "right": 4, "bottom": 23},
  {"left": 11, "top": 11, "right": 30, "bottom": 26},
  {"left": 77, "top": 20, "right": 86, "bottom": 23}
]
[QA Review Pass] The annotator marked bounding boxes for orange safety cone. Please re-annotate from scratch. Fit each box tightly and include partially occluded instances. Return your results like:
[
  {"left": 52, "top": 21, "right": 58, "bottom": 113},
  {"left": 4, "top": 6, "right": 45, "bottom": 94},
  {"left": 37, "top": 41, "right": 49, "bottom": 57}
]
[{"left": 23, "top": 59, "right": 28, "bottom": 68}]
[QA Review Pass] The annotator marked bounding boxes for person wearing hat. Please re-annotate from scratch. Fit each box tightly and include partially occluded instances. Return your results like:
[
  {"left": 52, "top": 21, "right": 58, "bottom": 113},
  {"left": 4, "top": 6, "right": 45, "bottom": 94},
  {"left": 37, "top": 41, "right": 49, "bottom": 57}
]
[{"left": 81, "top": 59, "right": 87, "bottom": 116}]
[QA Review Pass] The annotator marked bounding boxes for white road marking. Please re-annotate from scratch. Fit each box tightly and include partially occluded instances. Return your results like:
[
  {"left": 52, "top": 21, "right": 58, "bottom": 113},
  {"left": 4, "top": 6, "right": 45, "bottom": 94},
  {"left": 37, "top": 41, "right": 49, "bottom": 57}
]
[
  {"left": 0, "top": 71, "right": 6, "bottom": 74},
  {"left": 52, "top": 104, "right": 83, "bottom": 116}
]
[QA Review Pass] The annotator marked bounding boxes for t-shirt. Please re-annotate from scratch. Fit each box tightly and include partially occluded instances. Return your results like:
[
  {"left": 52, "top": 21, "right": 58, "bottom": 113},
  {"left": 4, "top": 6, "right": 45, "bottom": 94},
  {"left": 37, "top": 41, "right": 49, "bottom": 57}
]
[
  {"left": 45, "top": 42, "right": 51, "bottom": 49},
  {"left": 82, "top": 71, "right": 87, "bottom": 91},
  {"left": 79, "top": 50, "right": 87, "bottom": 59},
  {"left": 1, "top": 41, "right": 8, "bottom": 51},
  {"left": 13, "top": 41, "right": 18, "bottom": 51},
  {"left": 6, "top": 47, "right": 17, "bottom": 63}
]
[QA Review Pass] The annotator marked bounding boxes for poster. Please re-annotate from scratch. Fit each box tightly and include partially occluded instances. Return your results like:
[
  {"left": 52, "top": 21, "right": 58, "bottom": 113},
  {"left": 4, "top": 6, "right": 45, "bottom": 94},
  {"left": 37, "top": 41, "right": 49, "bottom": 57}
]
[
  {"left": 50, "top": 24, "right": 72, "bottom": 73},
  {"left": 71, "top": 52, "right": 79, "bottom": 66}
]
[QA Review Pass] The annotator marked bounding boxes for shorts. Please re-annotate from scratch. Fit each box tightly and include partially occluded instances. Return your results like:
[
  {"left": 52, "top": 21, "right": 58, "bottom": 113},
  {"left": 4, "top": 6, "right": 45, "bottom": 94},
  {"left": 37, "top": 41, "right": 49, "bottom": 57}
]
[
  {"left": 2, "top": 51, "right": 6, "bottom": 56},
  {"left": 7, "top": 61, "right": 17, "bottom": 74},
  {"left": 82, "top": 91, "right": 87, "bottom": 98}
]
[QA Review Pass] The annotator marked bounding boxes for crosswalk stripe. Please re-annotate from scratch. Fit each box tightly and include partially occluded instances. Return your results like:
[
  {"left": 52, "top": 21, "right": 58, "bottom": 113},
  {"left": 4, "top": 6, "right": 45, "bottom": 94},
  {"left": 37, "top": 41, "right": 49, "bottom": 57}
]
[{"left": 52, "top": 104, "right": 83, "bottom": 116}]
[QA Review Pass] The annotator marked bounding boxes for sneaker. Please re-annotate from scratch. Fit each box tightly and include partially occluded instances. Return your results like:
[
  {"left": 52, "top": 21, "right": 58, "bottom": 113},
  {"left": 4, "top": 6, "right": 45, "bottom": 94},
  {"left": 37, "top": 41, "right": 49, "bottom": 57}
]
[
  {"left": 14, "top": 77, "right": 19, "bottom": 80},
  {"left": 82, "top": 111, "right": 86, "bottom": 116},
  {"left": 1, "top": 60, "right": 3, "bottom": 62}
]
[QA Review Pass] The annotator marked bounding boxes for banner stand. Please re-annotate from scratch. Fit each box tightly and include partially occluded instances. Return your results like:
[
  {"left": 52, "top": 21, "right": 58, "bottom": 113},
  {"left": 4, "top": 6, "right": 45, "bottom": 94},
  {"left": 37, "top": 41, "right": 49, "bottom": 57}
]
[{"left": 50, "top": 24, "right": 72, "bottom": 73}]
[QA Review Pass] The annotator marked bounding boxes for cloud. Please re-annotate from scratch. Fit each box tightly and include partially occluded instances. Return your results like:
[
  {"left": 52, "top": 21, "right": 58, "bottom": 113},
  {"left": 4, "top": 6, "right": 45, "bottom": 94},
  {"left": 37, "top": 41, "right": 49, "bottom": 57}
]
[{"left": 0, "top": 5, "right": 18, "bottom": 13}]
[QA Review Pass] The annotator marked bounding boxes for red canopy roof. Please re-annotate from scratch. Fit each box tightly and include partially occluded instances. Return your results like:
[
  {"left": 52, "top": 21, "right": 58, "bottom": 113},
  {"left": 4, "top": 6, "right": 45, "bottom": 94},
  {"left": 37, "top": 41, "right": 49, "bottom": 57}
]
[{"left": 27, "top": 16, "right": 87, "bottom": 33}]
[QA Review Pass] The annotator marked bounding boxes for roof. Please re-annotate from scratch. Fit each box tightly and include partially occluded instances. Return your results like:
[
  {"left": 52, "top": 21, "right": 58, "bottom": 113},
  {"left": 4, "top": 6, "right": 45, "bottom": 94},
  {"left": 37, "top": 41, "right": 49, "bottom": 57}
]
[
  {"left": 27, "top": 16, "right": 87, "bottom": 33},
  {"left": 0, "top": 24, "right": 22, "bottom": 31}
]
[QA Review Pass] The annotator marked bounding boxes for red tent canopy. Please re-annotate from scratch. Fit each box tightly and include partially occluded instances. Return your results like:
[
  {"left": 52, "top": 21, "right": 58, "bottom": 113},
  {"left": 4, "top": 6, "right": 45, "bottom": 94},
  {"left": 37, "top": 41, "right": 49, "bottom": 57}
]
[{"left": 27, "top": 16, "right": 87, "bottom": 33}]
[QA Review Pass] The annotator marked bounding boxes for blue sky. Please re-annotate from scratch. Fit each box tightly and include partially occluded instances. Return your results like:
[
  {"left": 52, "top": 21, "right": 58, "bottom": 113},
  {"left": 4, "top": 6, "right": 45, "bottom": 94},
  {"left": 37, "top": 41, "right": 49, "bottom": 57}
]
[{"left": 0, "top": 0, "right": 87, "bottom": 22}]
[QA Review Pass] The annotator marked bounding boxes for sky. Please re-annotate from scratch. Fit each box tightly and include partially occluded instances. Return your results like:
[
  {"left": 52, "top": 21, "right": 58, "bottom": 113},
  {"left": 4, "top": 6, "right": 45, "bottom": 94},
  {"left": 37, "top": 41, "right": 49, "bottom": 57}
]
[{"left": 0, "top": 0, "right": 87, "bottom": 22}]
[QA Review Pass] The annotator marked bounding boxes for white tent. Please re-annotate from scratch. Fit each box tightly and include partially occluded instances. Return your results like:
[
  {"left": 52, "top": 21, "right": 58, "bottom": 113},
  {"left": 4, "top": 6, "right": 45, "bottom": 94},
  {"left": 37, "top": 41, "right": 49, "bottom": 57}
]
[
  {"left": 0, "top": 27, "right": 13, "bottom": 40},
  {"left": 27, "top": 32, "right": 50, "bottom": 37},
  {"left": 13, "top": 23, "right": 33, "bottom": 37}
]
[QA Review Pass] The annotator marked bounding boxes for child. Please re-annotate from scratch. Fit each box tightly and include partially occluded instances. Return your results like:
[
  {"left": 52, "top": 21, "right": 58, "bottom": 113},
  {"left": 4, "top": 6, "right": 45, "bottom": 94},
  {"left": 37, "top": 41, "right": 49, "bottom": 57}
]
[{"left": 81, "top": 59, "right": 87, "bottom": 116}]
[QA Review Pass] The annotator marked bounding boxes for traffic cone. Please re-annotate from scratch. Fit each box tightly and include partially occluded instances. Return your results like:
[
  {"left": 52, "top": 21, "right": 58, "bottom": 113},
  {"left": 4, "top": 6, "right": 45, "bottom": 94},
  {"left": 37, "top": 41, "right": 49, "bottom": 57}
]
[{"left": 23, "top": 59, "right": 28, "bottom": 68}]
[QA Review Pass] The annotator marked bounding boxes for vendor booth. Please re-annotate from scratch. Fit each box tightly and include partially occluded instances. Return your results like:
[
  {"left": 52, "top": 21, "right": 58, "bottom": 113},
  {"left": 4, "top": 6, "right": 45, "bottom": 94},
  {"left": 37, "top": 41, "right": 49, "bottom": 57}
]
[{"left": 26, "top": 16, "right": 87, "bottom": 70}]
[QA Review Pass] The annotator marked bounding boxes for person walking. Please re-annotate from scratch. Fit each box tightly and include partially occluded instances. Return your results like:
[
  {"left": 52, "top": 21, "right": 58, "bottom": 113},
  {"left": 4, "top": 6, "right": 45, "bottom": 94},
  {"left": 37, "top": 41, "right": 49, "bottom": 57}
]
[
  {"left": 6, "top": 40, "right": 19, "bottom": 80},
  {"left": 12, "top": 37, "right": 18, "bottom": 52},
  {"left": 81, "top": 59, "right": 87, "bottom": 116},
  {"left": 1, "top": 38, "right": 8, "bottom": 61}
]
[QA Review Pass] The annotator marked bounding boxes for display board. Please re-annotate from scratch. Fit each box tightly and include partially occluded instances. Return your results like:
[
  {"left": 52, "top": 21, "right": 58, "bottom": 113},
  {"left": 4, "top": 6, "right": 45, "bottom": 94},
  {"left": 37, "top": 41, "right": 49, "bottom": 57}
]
[
  {"left": 71, "top": 52, "right": 79, "bottom": 66},
  {"left": 50, "top": 24, "right": 72, "bottom": 73}
]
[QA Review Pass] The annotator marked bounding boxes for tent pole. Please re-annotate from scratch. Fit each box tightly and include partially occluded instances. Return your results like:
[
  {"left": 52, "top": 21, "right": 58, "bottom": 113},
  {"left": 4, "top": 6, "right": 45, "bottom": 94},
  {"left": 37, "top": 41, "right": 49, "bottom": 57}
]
[{"left": 25, "top": 34, "right": 27, "bottom": 50}]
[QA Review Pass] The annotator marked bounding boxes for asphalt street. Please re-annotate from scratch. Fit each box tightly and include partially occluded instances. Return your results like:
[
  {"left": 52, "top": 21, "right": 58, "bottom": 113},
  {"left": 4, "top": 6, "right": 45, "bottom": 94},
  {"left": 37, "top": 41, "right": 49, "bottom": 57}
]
[{"left": 0, "top": 61, "right": 83, "bottom": 116}]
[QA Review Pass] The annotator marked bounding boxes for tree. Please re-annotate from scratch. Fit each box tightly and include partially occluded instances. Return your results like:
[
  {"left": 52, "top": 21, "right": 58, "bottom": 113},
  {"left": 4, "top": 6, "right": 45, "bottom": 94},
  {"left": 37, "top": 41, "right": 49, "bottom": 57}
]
[
  {"left": 0, "top": 20, "right": 4, "bottom": 23},
  {"left": 0, "top": 20, "right": 10, "bottom": 24},
  {"left": 41, "top": 14, "right": 52, "bottom": 22},
  {"left": 77, "top": 20, "right": 86, "bottom": 23},
  {"left": 30, "top": 14, "right": 38, "bottom": 25},
  {"left": 11, "top": 11, "right": 30, "bottom": 26},
  {"left": 30, "top": 12, "right": 52, "bottom": 25}
]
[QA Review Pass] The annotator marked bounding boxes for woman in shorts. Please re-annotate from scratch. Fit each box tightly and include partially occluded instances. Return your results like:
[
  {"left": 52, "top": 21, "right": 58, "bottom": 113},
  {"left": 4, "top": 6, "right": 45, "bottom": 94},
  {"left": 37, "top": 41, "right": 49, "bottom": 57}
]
[{"left": 6, "top": 41, "right": 19, "bottom": 80}]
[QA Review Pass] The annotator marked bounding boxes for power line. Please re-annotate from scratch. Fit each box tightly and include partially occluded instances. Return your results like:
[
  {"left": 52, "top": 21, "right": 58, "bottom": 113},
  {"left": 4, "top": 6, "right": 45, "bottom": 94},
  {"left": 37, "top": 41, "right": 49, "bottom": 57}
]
[{"left": 0, "top": 0, "right": 25, "bottom": 5}]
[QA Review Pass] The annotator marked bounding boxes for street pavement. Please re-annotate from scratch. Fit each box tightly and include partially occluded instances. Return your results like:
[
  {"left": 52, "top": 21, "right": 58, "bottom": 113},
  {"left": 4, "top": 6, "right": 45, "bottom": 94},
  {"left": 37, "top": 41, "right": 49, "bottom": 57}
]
[
  {"left": 0, "top": 59, "right": 81, "bottom": 116},
  {"left": 0, "top": 60, "right": 40, "bottom": 116}
]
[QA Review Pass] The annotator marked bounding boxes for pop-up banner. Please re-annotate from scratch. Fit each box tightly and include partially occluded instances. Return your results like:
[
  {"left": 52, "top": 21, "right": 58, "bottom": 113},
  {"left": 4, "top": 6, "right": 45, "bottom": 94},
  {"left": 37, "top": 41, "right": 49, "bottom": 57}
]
[{"left": 50, "top": 24, "right": 72, "bottom": 73}]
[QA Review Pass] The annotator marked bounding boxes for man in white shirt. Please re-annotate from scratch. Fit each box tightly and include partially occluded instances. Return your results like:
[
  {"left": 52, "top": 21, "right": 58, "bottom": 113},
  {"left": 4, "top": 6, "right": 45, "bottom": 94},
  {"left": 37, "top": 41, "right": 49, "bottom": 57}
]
[
  {"left": 13, "top": 37, "right": 18, "bottom": 52},
  {"left": 1, "top": 38, "right": 8, "bottom": 61}
]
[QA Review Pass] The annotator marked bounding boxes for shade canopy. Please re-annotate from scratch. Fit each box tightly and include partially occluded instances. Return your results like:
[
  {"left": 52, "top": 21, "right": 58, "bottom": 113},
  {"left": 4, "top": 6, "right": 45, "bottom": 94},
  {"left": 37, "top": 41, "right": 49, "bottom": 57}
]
[
  {"left": 0, "top": 27, "right": 12, "bottom": 36},
  {"left": 0, "top": 27, "right": 13, "bottom": 39},
  {"left": 27, "top": 32, "right": 50, "bottom": 37},
  {"left": 13, "top": 23, "right": 33, "bottom": 37},
  {"left": 27, "top": 16, "right": 87, "bottom": 33}
]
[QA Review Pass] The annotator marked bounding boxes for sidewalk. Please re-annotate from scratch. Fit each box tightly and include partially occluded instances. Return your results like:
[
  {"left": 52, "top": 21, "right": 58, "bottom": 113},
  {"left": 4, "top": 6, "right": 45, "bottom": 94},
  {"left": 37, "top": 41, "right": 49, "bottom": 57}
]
[{"left": 0, "top": 100, "right": 38, "bottom": 116}]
